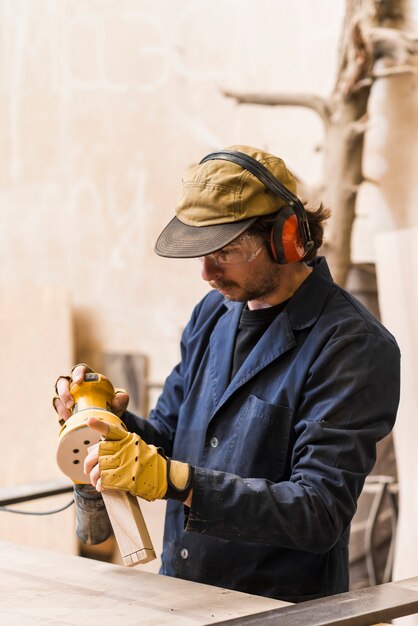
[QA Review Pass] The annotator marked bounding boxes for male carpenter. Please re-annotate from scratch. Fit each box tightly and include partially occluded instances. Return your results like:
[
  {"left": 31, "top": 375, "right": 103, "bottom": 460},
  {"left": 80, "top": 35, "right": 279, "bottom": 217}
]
[{"left": 54, "top": 145, "right": 400, "bottom": 602}]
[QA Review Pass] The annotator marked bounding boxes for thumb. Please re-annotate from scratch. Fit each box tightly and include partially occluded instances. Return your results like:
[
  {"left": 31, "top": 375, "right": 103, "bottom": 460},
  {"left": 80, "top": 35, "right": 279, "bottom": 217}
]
[
  {"left": 87, "top": 416, "right": 110, "bottom": 437},
  {"left": 87, "top": 416, "right": 128, "bottom": 442}
]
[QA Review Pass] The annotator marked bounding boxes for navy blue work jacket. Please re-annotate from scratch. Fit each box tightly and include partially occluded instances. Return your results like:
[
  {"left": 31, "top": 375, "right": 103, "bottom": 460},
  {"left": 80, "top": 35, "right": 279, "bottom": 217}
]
[{"left": 124, "top": 257, "right": 400, "bottom": 603}]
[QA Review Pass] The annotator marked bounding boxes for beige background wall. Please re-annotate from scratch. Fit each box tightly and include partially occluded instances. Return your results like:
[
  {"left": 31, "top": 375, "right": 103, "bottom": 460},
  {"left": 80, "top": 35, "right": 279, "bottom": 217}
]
[
  {"left": 1, "top": 0, "right": 416, "bottom": 385},
  {"left": 1, "top": 0, "right": 418, "bottom": 588},
  {"left": 376, "top": 229, "right": 418, "bottom": 626},
  {"left": 0, "top": 0, "right": 347, "bottom": 386}
]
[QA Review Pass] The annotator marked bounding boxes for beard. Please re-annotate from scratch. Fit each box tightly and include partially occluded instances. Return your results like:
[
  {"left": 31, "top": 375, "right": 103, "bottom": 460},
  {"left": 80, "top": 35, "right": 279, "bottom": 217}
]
[{"left": 209, "top": 264, "right": 282, "bottom": 303}]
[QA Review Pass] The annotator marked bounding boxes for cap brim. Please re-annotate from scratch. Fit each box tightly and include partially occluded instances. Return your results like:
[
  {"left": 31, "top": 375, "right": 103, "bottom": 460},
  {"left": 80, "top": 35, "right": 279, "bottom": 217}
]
[{"left": 154, "top": 216, "right": 258, "bottom": 258}]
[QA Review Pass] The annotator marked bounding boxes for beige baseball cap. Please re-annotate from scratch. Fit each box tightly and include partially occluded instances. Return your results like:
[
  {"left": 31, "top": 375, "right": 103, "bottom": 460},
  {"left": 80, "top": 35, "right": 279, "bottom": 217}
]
[{"left": 154, "top": 145, "right": 297, "bottom": 258}]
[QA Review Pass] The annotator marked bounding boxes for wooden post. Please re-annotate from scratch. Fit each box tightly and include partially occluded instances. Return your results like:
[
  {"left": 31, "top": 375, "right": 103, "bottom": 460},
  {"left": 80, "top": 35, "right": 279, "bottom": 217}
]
[{"left": 102, "top": 491, "right": 156, "bottom": 565}]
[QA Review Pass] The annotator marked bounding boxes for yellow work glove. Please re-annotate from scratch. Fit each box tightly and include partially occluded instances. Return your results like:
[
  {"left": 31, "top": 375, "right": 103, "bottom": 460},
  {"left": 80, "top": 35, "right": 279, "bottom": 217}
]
[{"left": 98, "top": 423, "right": 193, "bottom": 502}]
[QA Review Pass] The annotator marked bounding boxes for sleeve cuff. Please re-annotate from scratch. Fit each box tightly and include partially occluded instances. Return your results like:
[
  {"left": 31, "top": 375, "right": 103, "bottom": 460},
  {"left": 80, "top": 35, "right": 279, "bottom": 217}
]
[{"left": 184, "top": 466, "right": 223, "bottom": 533}]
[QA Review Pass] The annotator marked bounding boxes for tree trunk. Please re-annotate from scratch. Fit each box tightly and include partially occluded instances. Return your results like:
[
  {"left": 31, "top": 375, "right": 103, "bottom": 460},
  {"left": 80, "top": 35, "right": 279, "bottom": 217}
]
[
  {"left": 322, "top": 90, "right": 370, "bottom": 284},
  {"left": 323, "top": 0, "right": 413, "bottom": 284},
  {"left": 223, "top": 0, "right": 416, "bottom": 286}
]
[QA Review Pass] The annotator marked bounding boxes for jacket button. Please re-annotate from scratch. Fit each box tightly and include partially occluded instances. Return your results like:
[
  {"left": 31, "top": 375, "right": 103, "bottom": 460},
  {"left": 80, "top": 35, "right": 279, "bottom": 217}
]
[
  {"left": 180, "top": 548, "right": 189, "bottom": 559},
  {"left": 210, "top": 437, "right": 219, "bottom": 448}
]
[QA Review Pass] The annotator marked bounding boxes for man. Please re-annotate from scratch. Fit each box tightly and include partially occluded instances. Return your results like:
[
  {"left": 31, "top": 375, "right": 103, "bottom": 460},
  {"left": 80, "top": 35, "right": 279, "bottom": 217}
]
[{"left": 54, "top": 145, "right": 400, "bottom": 603}]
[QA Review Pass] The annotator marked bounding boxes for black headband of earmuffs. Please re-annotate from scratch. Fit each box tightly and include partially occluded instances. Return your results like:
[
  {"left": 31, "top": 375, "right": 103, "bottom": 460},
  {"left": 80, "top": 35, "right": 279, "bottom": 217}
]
[{"left": 200, "top": 150, "right": 314, "bottom": 254}]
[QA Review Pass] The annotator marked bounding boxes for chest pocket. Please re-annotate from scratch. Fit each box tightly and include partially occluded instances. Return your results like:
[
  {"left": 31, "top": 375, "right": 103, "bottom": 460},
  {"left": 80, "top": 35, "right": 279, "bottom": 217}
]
[{"left": 225, "top": 395, "right": 293, "bottom": 482}]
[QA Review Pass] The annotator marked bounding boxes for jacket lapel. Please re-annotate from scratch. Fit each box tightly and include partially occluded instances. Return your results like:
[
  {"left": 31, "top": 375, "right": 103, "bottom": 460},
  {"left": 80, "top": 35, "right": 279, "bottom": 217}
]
[
  {"left": 208, "top": 300, "right": 244, "bottom": 407},
  {"left": 216, "top": 310, "right": 296, "bottom": 409}
]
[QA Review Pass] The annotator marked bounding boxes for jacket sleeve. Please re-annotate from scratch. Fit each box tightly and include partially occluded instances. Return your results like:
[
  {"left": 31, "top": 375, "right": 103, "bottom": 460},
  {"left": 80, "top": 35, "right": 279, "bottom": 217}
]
[{"left": 185, "top": 331, "right": 400, "bottom": 553}]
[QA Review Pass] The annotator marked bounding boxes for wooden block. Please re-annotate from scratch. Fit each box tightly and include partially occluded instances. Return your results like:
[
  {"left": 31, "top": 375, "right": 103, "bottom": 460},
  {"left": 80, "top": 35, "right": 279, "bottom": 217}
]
[{"left": 102, "top": 490, "right": 156, "bottom": 565}]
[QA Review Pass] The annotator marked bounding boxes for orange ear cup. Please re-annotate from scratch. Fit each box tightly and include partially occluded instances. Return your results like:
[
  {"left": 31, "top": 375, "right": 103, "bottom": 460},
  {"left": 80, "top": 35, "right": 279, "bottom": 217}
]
[{"left": 270, "top": 208, "right": 306, "bottom": 264}]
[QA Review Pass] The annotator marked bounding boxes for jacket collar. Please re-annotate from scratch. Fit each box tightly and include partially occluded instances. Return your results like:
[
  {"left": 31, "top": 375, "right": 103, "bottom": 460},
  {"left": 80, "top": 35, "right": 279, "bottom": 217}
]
[
  {"left": 286, "top": 256, "right": 335, "bottom": 329},
  {"left": 222, "top": 256, "right": 335, "bottom": 330},
  {"left": 209, "top": 257, "right": 335, "bottom": 411}
]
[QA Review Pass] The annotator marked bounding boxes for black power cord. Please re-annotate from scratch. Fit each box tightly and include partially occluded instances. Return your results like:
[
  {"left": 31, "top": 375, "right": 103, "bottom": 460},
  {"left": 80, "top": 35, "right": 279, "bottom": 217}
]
[{"left": 0, "top": 497, "right": 75, "bottom": 516}]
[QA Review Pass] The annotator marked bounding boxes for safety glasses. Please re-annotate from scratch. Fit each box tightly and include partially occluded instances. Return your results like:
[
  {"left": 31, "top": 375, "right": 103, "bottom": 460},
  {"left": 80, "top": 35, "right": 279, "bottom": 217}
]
[{"left": 198, "top": 234, "right": 265, "bottom": 267}]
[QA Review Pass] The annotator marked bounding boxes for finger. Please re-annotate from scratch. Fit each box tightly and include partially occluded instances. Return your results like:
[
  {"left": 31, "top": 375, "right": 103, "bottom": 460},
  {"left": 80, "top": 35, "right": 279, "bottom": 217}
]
[
  {"left": 111, "top": 391, "right": 129, "bottom": 415},
  {"left": 53, "top": 396, "right": 71, "bottom": 422},
  {"left": 96, "top": 476, "right": 103, "bottom": 492},
  {"left": 84, "top": 445, "right": 99, "bottom": 476},
  {"left": 87, "top": 416, "right": 110, "bottom": 438},
  {"left": 71, "top": 363, "right": 92, "bottom": 385},
  {"left": 89, "top": 464, "right": 101, "bottom": 489},
  {"left": 56, "top": 377, "right": 74, "bottom": 410}
]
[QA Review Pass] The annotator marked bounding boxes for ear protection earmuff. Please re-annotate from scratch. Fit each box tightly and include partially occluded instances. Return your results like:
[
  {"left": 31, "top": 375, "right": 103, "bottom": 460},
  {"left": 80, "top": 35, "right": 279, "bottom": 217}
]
[{"left": 199, "top": 150, "right": 314, "bottom": 264}]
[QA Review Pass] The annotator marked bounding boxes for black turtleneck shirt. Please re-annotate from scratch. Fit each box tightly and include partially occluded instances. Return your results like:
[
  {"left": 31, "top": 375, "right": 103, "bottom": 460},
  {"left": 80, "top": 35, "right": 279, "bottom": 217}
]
[{"left": 231, "top": 300, "right": 289, "bottom": 379}]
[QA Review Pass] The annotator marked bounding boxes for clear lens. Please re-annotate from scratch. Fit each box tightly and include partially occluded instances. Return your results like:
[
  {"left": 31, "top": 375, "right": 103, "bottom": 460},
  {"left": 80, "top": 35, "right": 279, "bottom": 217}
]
[{"left": 198, "top": 234, "right": 264, "bottom": 267}]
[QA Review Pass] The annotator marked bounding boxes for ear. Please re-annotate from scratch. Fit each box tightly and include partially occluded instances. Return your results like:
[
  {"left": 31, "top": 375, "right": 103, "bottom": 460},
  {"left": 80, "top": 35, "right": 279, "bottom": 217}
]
[{"left": 270, "top": 207, "right": 306, "bottom": 264}]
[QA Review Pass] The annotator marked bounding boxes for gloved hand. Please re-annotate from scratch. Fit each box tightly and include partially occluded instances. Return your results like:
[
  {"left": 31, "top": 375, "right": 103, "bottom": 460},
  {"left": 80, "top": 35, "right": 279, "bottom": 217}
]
[{"left": 85, "top": 417, "right": 193, "bottom": 503}]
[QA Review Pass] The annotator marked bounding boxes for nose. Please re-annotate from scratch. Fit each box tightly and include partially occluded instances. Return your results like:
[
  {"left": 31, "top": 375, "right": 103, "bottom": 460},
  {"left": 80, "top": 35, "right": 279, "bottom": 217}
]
[{"left": 200, "top": 256, "right": 222, "bottom": 282}]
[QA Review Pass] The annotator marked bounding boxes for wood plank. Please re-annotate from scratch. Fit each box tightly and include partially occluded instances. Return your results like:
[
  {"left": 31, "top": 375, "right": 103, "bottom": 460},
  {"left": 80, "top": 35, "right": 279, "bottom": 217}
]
[
  {"left": 0, "top": 541, "right": 287, "bottom": 625},
  {"left": 211, "top": 578, "right": 418, "bottom": 626}
]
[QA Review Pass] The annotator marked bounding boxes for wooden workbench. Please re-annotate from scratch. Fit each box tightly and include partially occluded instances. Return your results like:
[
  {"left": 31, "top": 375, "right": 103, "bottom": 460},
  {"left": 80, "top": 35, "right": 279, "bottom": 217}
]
[{"left": 0, "top": 541, "right": 288, "bottom": 625}]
